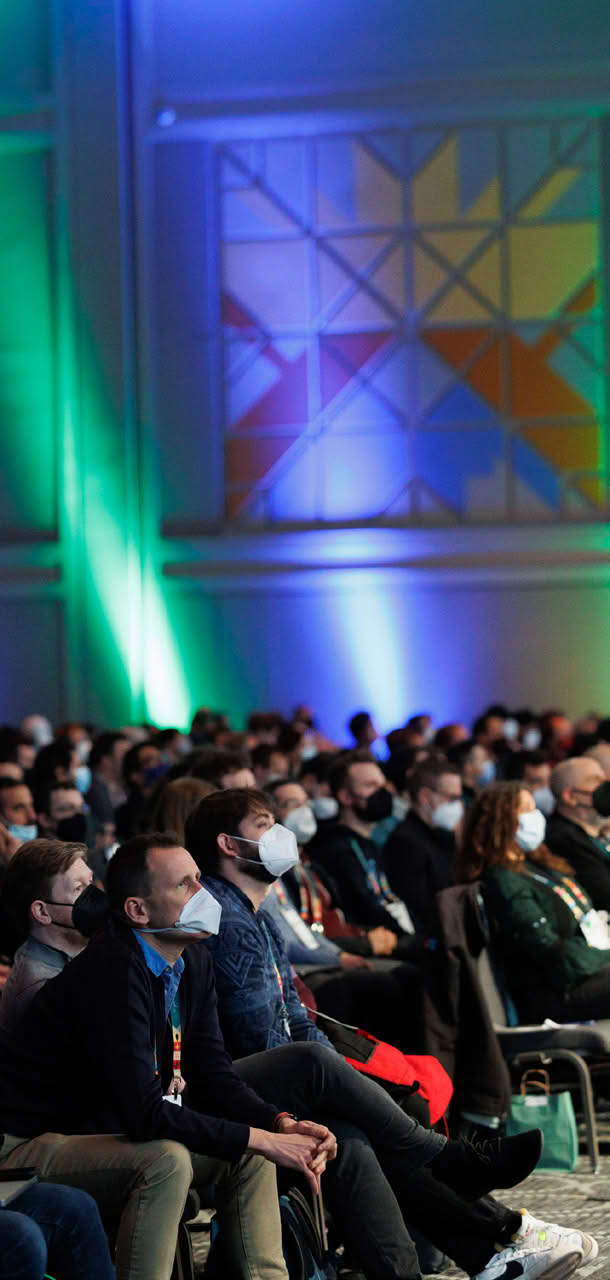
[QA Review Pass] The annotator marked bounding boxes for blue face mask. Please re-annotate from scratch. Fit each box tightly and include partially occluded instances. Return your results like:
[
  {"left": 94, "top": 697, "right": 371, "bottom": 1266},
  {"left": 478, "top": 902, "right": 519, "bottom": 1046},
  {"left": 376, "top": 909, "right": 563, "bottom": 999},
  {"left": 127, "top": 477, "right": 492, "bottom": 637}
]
[
  {"left": 477, "top": 760, "right": 496, "bottom": 786},
  {"left": 74, "top": 766, "right": 92, "bottom": 795},
  {"left": 8, "top": 823, "right": 38, "bottom": 843}
]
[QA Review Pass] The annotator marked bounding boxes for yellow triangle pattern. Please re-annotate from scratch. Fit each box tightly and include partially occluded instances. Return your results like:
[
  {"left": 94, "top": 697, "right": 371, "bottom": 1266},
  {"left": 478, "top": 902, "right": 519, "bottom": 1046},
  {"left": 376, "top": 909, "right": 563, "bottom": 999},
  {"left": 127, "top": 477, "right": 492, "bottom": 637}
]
[
  {"left": 355, "top": 142, "right": 402, "bottom": 225},
  {"left": 422, "top": 229, "right": 487, "bottom": 268},
  {"left": 509, "top": 223, "right": 598, "bottom": 316},
  {"left": 465, "top": 241, "right": 502, "bottom": 308},
  {"left": 464, "top": 177, "right": 501, "bottom": 221},
  {"left": 413, "top": 244, "right": 448, "bottom": 306},
  {"left": 427, "top": 283, "right": 492, "bottom": 322},
  {"left": 520, "top": 168, "right": 580, "bottom": 219},
  {"left": 412, "top": 137, "right": 458, "bottom": 223}
]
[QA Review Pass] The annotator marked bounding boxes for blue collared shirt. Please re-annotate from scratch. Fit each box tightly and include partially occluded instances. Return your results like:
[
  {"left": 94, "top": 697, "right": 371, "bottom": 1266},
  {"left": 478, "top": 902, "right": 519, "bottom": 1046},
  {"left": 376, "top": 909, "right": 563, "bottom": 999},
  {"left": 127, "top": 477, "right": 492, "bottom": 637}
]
[{"left": 135, "top": 933, "right": 184, "bottom": 1018}]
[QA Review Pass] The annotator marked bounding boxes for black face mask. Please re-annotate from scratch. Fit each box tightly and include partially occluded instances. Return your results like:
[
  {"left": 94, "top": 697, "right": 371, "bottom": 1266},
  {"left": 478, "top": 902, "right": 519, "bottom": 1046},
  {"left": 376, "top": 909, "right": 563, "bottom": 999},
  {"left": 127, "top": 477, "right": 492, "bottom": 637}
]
[
  {"left": 592, "top": 781, "right": 610, "bottom": 819},
  {"left": 56, "top": 813, "right": 88, "bottom": 843},
  {"left": 71, "top": 884, "right": 110, "bottom": 937},
  {"left": 353, "top": 786, "right": 393, "bottom": 823}
]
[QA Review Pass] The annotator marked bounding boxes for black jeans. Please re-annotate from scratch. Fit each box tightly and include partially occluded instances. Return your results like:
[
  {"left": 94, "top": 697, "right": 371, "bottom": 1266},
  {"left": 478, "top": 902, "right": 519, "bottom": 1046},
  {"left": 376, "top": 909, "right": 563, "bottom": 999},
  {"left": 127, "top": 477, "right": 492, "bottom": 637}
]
[{"left": 236, "top": 1042, "right": 519, "bottom": 1279}]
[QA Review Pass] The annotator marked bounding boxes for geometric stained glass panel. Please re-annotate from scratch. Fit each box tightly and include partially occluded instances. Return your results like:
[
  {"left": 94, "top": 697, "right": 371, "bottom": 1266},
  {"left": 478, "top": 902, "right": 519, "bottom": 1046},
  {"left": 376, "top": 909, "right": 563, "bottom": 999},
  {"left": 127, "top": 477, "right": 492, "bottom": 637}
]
[{"left": 219, "top": 118, "right": 607, "bottom": 526}]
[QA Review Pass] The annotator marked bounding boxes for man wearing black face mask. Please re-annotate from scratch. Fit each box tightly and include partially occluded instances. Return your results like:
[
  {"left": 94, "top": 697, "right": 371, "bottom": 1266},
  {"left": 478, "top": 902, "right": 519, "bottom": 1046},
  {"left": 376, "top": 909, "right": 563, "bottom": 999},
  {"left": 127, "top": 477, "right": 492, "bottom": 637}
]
[
  {"left": 0, "top": 839, "right": 92, "bottom": 1029},
  {"left": 311, "top": 751, "right": 428, "bottom": 961},
  {"left": 35, "top": 781, "right": 91, "bottom": 845}
]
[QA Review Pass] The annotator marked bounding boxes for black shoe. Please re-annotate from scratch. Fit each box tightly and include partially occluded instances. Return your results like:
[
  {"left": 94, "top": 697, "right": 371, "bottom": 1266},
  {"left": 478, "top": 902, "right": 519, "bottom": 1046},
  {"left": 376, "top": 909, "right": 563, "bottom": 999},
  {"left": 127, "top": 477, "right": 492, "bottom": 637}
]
[{"left": 431, "top": 1128, "right": 544, "bottom": 1201}]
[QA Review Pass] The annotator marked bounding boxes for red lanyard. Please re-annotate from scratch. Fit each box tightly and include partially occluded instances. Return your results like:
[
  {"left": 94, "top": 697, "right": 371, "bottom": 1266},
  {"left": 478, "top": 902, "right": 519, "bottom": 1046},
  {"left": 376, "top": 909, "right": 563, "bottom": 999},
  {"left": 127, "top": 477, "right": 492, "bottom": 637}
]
[{"left": 294, "top": 862, "right": 324, "bottom": 928}]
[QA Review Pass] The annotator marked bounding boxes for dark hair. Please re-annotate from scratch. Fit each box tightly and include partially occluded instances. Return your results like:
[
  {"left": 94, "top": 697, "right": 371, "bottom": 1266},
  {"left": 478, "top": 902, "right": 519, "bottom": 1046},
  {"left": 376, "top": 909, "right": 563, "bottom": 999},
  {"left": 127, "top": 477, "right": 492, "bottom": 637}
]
[
  {"left": 383, "top": 747, "right": 419, "bottom": 790},
  {"left": 407, "top": 755, "right": 458, "bottom": 801},
  {"left": 348, "top": 711, "right": 372, "bottom": 740},
  {"left": 276, "top": 725, "right": 303, "bottom": 754},
  {"left": 148, "top": 778, "right": 218, "bottom": 842},
  {"left": 0, "top": 776, "right": 28, "bottom": 800},
  {"left": 263, "top": 776, "right": 301, "bottom": 797},
  {"left": 185, "top": 787, "right": 272, "bottom": 877},
  {"left": 247, "top": 711, "right": 284, "bottom": 735},
  {"left": 35, "top": 778, "right": 80, "bottom": 818},
  {"left": 405, "top": 714, "right": 431, "bottom": 733},
  {"left": 0, "top": 838, "right": 87, "bottom": 957},
  {"left": 298, "top": 751, "right": 337, "bottom": 783},
  {"left": 0, "top": 727, "right": 20, "bottom": 764},
  {"left": 105, "top": 832, "right": 181, "bottom": 911},
  {"left": 190, "top": 748, "right": 251, "bottom": 786},
  {"left": 30, "top": 741, "right": 73, "bottom": 787},
  {"left": 327, "top": 748, "right": 377, "bottom": 799},
  {"left": 597, "top": 718, "right": 610, "bottom": 743},
  {"left": 434, "top": 724, "right": 465, "bottom": 751},
  {"left": 89, "top": 732, "right": 128, "bottom": 773},
  {"left": 446, "top": 739, "right": 479, "bottom": 770},
  {"left": 251, "top": 743, "right": 284, "bottom": 769},
  {"left": 121, "top": 741, "right": 158, "bottom": 786},
  {"left": 502, "top": 749, "right": 550, "bottom": 782}
]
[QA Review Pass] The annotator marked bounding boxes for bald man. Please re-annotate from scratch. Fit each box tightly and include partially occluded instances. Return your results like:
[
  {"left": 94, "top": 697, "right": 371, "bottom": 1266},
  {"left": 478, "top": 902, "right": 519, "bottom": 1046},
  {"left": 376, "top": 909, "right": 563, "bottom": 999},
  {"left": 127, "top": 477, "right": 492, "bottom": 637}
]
[
  {"left": 545, "top": 756, "right": 610, "bottom": 909},
  {"left": 585, "top": 743, "right": 610, "bottom": 780}
]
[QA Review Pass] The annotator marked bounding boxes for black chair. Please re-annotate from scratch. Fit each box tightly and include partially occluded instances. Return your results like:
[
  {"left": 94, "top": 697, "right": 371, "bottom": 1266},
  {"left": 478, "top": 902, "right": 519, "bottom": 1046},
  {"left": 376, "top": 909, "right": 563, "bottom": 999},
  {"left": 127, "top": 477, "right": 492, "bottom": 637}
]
[{"left": 436, "top": 884, "right": 610, "bottom": 1173}]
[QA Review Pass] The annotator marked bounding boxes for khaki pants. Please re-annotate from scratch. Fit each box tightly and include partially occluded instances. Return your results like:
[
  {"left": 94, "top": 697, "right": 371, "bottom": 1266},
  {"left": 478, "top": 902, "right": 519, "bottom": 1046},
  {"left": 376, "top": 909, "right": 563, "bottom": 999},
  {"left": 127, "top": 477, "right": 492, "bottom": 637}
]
[{"left": 0, "top": 1133, "right": 287, "bottom": 1280}]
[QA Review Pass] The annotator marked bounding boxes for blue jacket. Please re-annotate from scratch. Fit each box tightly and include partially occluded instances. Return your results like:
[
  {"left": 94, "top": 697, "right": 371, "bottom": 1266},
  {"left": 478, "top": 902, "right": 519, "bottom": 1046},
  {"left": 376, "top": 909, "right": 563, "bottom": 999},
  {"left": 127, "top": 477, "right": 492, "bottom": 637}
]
[{"left": 203, "top": 877, "right": 333, "bottom": 1058}]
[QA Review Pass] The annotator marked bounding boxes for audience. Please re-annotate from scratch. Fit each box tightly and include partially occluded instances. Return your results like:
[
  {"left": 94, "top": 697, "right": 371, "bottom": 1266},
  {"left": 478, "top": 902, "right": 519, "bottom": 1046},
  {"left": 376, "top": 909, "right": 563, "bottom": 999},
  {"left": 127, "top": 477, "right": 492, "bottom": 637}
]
[
  {"left": 0, "top": 697, "right": 608, "bottom": 1278},
  {"left": 311, "top": 751, "right": 425, "bottom": 956},
  {"left": 459, "top": 781, "right": 610, "bottom": 1023},
  {"left": 384, "top": 757, "right": 463, "bottom": 934},
  {"left": 0, "top": 839, "right": 92, "bottom": 1028},
  {"left": 0, "top": 1182, "right": 114, "bottom": 1280},
  {"left": 545, "top": 756, "right": 610, "bottom": 908}
]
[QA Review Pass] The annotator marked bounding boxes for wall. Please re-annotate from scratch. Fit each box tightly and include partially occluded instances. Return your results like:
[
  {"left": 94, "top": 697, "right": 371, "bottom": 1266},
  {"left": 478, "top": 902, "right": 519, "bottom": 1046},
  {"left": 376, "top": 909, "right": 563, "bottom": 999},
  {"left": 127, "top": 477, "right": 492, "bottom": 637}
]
[{"left": 0, "top": 0, "right": 608, "bottom": 734}]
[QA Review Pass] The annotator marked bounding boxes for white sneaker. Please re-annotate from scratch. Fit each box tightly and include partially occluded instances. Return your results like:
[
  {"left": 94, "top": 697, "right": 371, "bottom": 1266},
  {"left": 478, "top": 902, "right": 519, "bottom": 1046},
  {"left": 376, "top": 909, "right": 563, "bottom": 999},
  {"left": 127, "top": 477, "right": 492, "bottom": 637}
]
[{"left": 472, "top": 1207, "right": 597, "bottom": 1280}]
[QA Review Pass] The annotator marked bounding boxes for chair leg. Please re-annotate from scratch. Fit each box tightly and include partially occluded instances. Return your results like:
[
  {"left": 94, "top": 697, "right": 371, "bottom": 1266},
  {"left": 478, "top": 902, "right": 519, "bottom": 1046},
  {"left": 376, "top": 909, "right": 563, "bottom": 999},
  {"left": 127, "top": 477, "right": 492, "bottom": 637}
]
[{"left": 511, "top": 1049, "right": 600, "bottom": 1174}]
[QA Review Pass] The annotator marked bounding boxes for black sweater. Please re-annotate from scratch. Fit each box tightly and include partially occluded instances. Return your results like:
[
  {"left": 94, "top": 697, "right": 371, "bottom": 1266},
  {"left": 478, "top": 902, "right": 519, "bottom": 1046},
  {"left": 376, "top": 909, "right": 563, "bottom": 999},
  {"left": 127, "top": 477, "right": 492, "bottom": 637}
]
[{"left": 0, "top": 917, "right": 278, "bottom": 1158}]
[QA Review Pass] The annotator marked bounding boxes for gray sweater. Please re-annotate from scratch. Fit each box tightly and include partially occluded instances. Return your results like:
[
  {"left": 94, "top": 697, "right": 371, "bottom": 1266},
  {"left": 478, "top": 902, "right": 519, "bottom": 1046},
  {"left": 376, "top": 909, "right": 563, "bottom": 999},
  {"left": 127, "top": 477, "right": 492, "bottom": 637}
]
[{"left": 0, "top": 938, "right": 69, "bottom": 1030}]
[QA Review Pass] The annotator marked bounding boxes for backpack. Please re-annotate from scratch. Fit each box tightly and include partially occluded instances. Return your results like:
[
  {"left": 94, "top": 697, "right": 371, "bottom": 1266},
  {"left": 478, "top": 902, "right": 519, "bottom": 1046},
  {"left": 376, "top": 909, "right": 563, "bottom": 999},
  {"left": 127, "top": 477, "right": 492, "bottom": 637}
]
[
  {"left": 206, "top": 1185, "right": 336, "bottom": 1279},
  {"left": 319, "top": 1016, "right": 453, "bottom": 1127}
]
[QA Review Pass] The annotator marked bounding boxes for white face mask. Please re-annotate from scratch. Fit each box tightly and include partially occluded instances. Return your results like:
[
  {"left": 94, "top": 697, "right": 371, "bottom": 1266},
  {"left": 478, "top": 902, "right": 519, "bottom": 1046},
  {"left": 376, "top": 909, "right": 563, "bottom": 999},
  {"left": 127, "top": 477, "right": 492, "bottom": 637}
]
[
  {"left": 515, "top": 808, "right": 546, "bottom": 853},
  {"left": 311, "top": 795, "right": 338, "bottom": 821},
  {"left": 532, "top": 786, "right": 555, "bottom": 817},
  {"left": 283, "top": 805, "right": 317, "bottom": 846},
  {"left": 432, "top": 799, "right": 464, "bottom": 832},
  {"left": 503, "top": 717, "right": 519, "bottom": 741},
  {"left": 233, "top": 823, "right": 299, "bottom": 878},
  {"left": 522, "top": 727, "right": 542, "bottom": 751},
  {"left": 392, "top": 795, "right": 409, "bottom": 822},
  {"left": 139, "top": 884, "right": 222, "bottom": 936},
  {"left": 75, "top": 765, "right": 92, "bottom": 794}
]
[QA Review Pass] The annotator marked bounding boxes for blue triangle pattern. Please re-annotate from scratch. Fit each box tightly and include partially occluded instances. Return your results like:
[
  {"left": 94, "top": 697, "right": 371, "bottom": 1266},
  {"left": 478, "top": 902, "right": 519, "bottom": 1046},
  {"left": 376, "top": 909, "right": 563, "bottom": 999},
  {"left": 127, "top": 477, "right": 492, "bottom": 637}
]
[{"left": 425, "top": 384, "right": 500, "bottom": 426}]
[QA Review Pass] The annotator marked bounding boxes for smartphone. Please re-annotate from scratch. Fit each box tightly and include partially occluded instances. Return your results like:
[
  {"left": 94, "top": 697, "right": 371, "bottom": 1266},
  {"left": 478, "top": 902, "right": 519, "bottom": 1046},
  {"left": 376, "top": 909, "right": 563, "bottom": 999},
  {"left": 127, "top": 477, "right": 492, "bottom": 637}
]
[{"left": 0, "top": 1168, "right": 38, "bottom": 1207}]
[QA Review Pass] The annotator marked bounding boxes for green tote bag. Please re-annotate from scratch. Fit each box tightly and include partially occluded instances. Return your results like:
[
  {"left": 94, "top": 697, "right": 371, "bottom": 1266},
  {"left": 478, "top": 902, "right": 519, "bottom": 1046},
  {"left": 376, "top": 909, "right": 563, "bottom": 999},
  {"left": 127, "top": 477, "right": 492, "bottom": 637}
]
[{"left": 505, "top": 1069, "right": 579, "bottom": 1172}]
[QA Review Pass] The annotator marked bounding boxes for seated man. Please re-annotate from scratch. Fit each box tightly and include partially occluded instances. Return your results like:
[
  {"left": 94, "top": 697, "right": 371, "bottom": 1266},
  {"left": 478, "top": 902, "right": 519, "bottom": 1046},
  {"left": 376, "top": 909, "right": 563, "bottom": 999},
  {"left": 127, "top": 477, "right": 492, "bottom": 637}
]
[
  {"left": 384, "top": 757, "right": 463, "bottom": 935},
  {"left": 503, "top": 750, "right": 555, "bottom": 816},
  {"left": 266, "top": 778, "right": 425, "bottom": 1049},
  {"left": 546, "top": 757, "right": 610, "bottom": 908},
  {"left": 0, "top": 833, "right": 333, "bottom": 1280},
  {"left": 0, "top": 778, "right": 37, "bottom": 847},
  {"left": 311, "top": 751, "right": 423, "bottom": 952},
  {"left": 0, "top": 838, "right": 92, "bottom": 1029},
  {"left": 34, "top": 781, "right": 89, "bottom": 844},
  {"left": 186, "top": 786, "right": 595, "bottom": 1280}
]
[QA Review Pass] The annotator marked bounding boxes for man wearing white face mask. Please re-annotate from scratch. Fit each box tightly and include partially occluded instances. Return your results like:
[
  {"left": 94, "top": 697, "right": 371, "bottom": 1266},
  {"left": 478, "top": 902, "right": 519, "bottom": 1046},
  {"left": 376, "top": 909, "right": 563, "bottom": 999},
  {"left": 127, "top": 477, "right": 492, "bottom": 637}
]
[
  {"left": 385, "top": 758, "right": 463, "bottom": 936},
  {"left": 0, "top": 831, "right": 337, "bottom": 1280}
]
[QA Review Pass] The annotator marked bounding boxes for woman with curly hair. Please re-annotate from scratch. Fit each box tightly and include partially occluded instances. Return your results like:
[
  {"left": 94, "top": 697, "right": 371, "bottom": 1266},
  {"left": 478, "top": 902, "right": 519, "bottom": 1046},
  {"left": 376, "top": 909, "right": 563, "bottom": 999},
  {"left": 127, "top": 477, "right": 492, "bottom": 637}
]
[{"left": 459, "top": 780, "right": 610, "bottom": 1023}]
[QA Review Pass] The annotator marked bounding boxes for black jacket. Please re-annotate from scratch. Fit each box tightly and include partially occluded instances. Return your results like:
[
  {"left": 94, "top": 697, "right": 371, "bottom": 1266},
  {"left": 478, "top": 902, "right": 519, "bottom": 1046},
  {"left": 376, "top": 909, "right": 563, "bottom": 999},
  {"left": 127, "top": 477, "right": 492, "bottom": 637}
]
[
  {"left": 422, "top": 883, "right": 511, "bottom": 1121},
  {"left": 384, "top": 812, "right": 456, "bottom": 935},
  {"left": 545, "top": 813, "right": 610, "bottom": 912},
  {"left": 311, "top": 824, "right": 407, "bottom": 933},
  {"left": 0, "top": 917, "right": 278, "bottom": 1158}
]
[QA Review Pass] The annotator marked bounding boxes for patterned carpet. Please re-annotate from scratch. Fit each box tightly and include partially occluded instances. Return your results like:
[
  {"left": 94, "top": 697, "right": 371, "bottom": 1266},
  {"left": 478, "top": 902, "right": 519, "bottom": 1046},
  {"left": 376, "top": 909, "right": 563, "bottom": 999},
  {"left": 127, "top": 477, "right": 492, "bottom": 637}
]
[{"left": 189, "top": 1147, "right": 610, "bottom": 1277}]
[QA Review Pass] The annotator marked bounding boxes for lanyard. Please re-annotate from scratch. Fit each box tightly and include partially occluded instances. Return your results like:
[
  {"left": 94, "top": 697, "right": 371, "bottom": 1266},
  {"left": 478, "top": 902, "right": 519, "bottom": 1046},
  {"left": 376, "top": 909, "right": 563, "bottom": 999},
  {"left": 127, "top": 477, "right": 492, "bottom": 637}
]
[
  {"left": 293, "top": 863, "right": 324, "bottom": 930},
  {"left": 349, "top": 837, "right": 394, "bottom": 901},
  {"left": 529, "top": 868, "right": 591, "bottom": 921},
  {"left": 155, "top": 994, "right": 183, "bottom": 1094},
  {"left": 260, "top": 917, "right": 292, "bottom": 1038}
]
